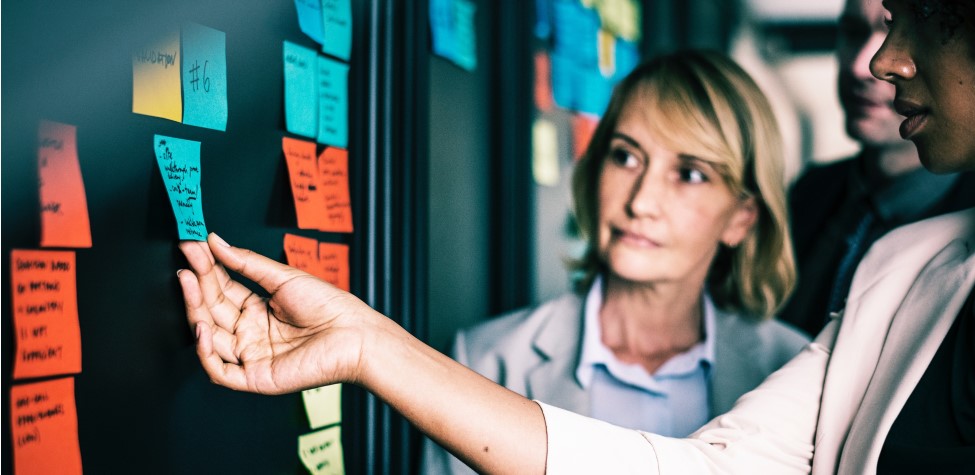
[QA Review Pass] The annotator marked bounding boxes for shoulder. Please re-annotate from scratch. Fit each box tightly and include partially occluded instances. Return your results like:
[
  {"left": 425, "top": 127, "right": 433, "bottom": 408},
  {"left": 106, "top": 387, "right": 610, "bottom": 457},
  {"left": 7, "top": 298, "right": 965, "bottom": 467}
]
[
  {"left": 715, "top": 309, "right": 810, "bottom": 356},
  {"left": 789, "top": 158, "right": 855, "bottom": 205},
  {"left": 852, "top": 208, "right": 975, "bottom": 291},
  {"left": 455, "top": 293, "right": 583, "bottom": 364}
]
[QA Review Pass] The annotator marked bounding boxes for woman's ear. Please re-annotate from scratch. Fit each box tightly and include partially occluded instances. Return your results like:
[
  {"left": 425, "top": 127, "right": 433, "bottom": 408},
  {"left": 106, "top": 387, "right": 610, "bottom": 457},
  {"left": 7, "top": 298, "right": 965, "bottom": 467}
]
[{"left": 721, "top": 196, "right": 759, "bottom": 248}]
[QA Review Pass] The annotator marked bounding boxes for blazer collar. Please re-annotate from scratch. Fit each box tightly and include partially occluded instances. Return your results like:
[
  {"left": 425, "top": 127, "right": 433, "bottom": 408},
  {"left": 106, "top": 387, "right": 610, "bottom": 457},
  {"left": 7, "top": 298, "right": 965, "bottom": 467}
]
[{"left": 526, "top": 293, "right": 590, "bottom": 415}]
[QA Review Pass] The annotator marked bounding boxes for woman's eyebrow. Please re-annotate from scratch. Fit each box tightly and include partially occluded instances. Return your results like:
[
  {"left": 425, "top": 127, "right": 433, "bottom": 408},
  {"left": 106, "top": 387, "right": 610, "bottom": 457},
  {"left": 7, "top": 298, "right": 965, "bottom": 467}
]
[
  {"left": 610, "top": 132, "right": 641, "bottom": 149},
  {"left": 678, "top": 154, "right": 718, "bottom": 170}
]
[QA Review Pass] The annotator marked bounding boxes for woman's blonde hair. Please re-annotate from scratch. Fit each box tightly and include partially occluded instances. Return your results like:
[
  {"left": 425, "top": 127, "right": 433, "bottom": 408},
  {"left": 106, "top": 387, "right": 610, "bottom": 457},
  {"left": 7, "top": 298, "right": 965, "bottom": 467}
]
[{"left": 571, "top": 50, "right": 795, "bottom": 320}]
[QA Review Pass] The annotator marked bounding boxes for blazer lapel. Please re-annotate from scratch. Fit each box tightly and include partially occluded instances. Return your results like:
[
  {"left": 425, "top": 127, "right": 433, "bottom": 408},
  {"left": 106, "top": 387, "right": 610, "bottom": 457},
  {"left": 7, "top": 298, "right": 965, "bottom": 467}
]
[
  {"left": 525, "top": 295, "right": 590, "bottom": 415},
  {"left": 837, "top": 242, "right": 975, "bottom": 474},
  {"left": 710, "top": 310, "right": 762, "bottom": 415}
]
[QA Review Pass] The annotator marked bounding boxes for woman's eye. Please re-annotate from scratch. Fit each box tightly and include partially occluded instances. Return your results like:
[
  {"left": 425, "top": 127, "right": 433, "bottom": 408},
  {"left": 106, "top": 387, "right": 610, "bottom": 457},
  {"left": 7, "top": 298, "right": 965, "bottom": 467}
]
[
  {"left": 679, "top": 167, "right": 707, "bottom": 183},
  {"left": 610, "top": 149, "right": 640, "bottom": 169}
]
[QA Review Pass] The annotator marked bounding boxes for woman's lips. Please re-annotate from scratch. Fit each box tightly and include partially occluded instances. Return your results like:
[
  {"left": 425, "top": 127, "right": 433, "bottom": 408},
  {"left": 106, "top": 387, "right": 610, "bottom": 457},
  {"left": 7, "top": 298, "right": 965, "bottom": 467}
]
[
  {"left": 894, "top": 99, "right": 930, "bottom": 139},
  {"left": 613, "top": 229, "right": 660, "bottom": 248}
]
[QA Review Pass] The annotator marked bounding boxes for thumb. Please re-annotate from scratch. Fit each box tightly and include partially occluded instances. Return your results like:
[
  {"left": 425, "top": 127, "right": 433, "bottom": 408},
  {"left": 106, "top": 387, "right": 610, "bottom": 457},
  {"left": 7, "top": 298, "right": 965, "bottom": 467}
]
[{"left": 207, "top": 233, "right": 305, "bottom": 294}]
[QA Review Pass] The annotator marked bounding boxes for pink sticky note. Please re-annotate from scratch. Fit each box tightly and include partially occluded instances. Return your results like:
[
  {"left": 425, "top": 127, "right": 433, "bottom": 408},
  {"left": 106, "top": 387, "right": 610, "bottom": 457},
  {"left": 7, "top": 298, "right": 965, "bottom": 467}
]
[
  {"left": 38, "top": 121, "right": 92, "bottom": 248},
  {"left": 10, "top": 378, "right": 83, "bottom": 475},
  {"left": 317, "top": 147, "right": 353, "bottom": 233}
]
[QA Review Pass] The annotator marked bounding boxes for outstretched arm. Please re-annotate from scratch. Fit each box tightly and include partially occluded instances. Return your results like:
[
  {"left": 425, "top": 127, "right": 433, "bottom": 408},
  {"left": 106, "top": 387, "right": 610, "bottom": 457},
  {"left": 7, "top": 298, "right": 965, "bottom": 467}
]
[{"left": 177, "top": 234, "right": 546, "bottom": 474}]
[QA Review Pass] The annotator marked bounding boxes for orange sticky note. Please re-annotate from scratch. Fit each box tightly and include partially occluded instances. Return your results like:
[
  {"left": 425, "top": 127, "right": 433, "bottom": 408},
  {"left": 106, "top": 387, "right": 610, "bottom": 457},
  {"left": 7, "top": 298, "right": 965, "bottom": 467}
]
[
  {"left": 534, "top": 52, "right": 554, "bottom": 112},
  {"left": 284, "top": 233, "right": 324, "bottom": 279},
  {"left": 319, "top": 242, "right": 350, "bottom": 291},
  {"left": 318, "top": 147, "right": 353, "bottom": 233},
  {"left": 10, "top": 378, "right": 83, "bottom": 475},
  {"left": 283, "top": 137, "right": 329, "bottom": 230},
  {"left": 11, "top": 250, "right": 82, "bottom": 379},
  {"left": 38, "top": 121, "right": 92, "bottom": 248},
  {"left": 572, "top": 114, "right": 599, "bottom": 161}
]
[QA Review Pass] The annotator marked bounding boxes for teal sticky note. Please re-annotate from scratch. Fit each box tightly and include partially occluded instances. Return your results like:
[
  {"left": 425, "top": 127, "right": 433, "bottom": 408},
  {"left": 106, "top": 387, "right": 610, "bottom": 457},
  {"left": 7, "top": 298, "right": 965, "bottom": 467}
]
[
  {"left": 316, "top": 56, "right": 348, "bottom": 148},
  {"left": 154, "top": 135, "right": 207, "bottom": 240},
  {"left": 284, "top": 41, "right": 319, "bottom": 139},
  {"left": 295, "top": 0, "right": 325, "bottom": 44},
  {"left": 181, "top": 23, "right": 228, "bottom": 131},
  {"left": 451, "top": 0, "right": 477, "bottom": 71},
  {"left": 321, "top": 0, "right": 352, "bottom": 61}
]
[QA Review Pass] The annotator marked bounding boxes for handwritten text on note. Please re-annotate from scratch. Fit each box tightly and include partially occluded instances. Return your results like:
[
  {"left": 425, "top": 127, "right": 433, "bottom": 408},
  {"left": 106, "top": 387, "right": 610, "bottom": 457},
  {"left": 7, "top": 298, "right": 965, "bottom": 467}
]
[
  {"left": 11, "top": 250, "right": 82, "bottom": 380},
  {"left": 38, "top": 121, "right": 92, "bottom": 248},
  {"left": 298, "top": 426, "right": 345, "bottom": 475},
  {"left": 154, "top": 135, "right": 207, "bottom": 240},
  {"left": 10, "top": 378, "right": 83, "bottom": 475}
]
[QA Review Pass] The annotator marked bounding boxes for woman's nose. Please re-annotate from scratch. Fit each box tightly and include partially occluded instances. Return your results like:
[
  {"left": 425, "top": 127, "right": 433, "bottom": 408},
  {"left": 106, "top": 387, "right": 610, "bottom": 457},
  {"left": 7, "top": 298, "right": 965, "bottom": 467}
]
[
  {"left": 870, "top": 32, "right": 916, "bottom": 82},
  {"left": 626, "top": 171, "right": 663, "bottom": 217}
]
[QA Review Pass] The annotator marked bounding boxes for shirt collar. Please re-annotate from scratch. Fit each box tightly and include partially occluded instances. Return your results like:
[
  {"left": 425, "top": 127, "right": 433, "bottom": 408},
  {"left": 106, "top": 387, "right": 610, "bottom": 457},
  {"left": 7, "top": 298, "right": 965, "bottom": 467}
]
[
  {"left": 575, "top": 275, "right": 716, "bottom": 389},
  {"left": 852, "top": 150, "right": 960, "bottom": 223}
]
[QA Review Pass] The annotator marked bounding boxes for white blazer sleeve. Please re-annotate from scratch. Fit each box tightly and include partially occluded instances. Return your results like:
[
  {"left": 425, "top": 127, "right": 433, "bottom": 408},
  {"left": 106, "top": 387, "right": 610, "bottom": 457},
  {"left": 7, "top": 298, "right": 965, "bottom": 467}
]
[{"left": 542, "top": 321, "right": 838, "bottom": 474}]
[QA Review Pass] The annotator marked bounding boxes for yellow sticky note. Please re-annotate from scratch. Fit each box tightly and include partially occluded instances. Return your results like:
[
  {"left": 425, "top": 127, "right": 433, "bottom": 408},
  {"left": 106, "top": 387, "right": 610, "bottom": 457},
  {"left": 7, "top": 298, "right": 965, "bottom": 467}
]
[
  {"left": 298, "top": 426, "right": 345, "bottom": 475},
  {"left": 133, "top": 30, "right": 182, "bottom": 122},
  {"left": 301, "top": 384, "right": 342, "bottom": 429},
  {"left": 532, "top": 119, "right": 559, "bottom": 187}
]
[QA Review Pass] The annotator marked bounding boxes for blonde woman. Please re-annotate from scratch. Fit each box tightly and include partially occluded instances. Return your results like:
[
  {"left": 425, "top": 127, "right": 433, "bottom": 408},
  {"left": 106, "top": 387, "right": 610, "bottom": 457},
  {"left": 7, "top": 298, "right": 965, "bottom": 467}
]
[{"left": 421, "top": 51, "right": 808, "bottom": 474}]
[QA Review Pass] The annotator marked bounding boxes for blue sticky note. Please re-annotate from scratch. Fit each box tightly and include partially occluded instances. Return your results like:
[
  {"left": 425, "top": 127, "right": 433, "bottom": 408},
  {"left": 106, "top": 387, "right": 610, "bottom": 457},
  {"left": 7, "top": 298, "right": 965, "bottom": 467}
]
[
  {"left": 321, "top": 0, "right": 352, "bottom": 61},
  {"left": 451, "top": 0, "right": 477, "bottom": 71},
  {"left": 551, "top": 52, "right": 577, "bottom": 110},
  {"left": 534, "top": 0, "right": 553, "bottom": 39},
  {"left": 430, "top": 0, "right": 477, "bottom": 71},
  {"left": 154, "top": 135, "right": 207, "bottom": 240},
  {"left": 429, "top": 0, "right": 455, "bottom": 62},
  {"left": 181, "top": 23, "right": 227, "bottom": 131},
  {"left": 614, "top": 39, "right": 641, "bottom": 83},
  {"left": 577, "top": 69, "right": 613, "bottom": 116},
  {"left": 317, "top": 56, "right": 349, "bottom": 148},
  {"left": 295, "top": 0, "right": 325, "bottom": 44},
  {"left": 284, "top": 41, "right": 319, "bottom": 139}
]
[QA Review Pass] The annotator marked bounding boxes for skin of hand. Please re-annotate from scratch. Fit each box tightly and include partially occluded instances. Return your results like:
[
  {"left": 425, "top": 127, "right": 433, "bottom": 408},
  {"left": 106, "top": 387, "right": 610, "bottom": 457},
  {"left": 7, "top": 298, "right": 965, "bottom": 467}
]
[{"left": 177, "top": 233, "right": 547, "bottom": 474}]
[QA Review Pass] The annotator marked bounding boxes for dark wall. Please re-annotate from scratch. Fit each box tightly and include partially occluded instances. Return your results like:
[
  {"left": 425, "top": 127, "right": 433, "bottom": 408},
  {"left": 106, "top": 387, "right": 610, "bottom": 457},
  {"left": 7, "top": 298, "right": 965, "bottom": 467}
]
[{"left": 2, "top": 1, "right": 353, "bottom": 473}]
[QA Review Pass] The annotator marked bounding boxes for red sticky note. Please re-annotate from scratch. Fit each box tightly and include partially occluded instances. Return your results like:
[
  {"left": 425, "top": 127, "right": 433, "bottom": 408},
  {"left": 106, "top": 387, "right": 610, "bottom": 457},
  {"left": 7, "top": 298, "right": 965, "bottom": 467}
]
[
  {"left": 11, "top": 250, "right": 82, "bottom": 379},
  {"left": 318, "top": 147, "right": 353, "bottom": 233},
  {"left": 319, "top": 242, "right": 350, "bottom": 292},
  {"left": 38, "top": 121, "right": 92, "bottom": 248},
  {"left": 534, "top": 52, "right": 554, "bottom": 112},
  {"left": 284, "top": 233, "right": 324, "bottom": 279},
  {"left": 572, "top": 114, "right": 599, "bottom": 162},
  {"left": 283, "top": 137, "right": 329, "bottom": 230},
  {"left": 10, "top": 378, "right": 83, "bottom": 475}
]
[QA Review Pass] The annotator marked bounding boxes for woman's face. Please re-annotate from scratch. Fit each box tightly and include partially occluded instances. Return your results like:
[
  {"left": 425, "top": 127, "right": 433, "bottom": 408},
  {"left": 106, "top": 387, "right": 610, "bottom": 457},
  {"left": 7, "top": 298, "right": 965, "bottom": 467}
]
[
  {"left": 596, "top": 102, "right": 757, "bottom": 289},
  {"left": 871, "top": 0, "right": 975, "bottom": 173}
]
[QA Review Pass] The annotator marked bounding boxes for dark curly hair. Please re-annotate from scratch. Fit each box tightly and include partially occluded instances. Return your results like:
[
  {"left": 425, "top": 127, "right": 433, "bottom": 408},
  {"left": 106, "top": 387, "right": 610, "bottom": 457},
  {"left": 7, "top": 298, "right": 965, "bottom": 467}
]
[{"left": 908, "top": 0, "right": 975, "bottom": 43}]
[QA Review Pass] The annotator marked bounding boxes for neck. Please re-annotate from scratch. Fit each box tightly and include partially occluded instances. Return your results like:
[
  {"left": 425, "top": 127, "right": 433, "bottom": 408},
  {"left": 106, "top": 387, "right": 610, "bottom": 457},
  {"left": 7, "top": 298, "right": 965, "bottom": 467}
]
[{"left": 598, "top": 275, "right": 705, "bottom": 374}]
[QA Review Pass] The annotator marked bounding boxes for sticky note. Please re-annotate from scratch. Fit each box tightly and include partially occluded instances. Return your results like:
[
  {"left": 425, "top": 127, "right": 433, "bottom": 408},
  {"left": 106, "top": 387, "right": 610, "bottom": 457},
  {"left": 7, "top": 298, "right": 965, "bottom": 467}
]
[
  {"left": 10, "top": 378, "right": 83, "bottom": 475},
  {"left": 302, "top": 384, "right": 342, "bottom": 429},
  {"left": 284, "top": 41, "right": 319, "bottom": 139},
  {"left": 577, "top": 68, "right": 613, "bottom": 116},
  {"left": 430, "top": 0, "right": 478, "bottom": 71},
  {"left": 11, "top": 250, "right": 81, "bottom": 380},
  {"left": 534, "top": 52, "right": 554, "bottom": 112},
  {"left": 318, "top": 147, "right": 353, "bottom": 233},
  {"left": 597, "top": 29, "right": 616, "bottom": 78},
  {"left": 614, "top": 38, "right": 640, "bottom": 82},
  {"left": 321, "top": 0, "right": 352, "bottom": 61},
  {"left": 317, "top": 56, "right": 349, "bottom": 148},
  {"left": 284, "top": 233, "right": 322, "bottom": 276},
  {"left": 133, "top": 29, "right": 182, "bottom": 122},
  {"left": 181, "top": 23, "right": 228, "bottom": 131},
  {"left": 550, "top": 52, "right": 577, "bottom": 111},
  {"left": 154, "top": 135, "right": 207, "bottom": 240},
  {"left": 319, "top": 242, "right": 350, "bottom": 291},
  {"left": 595, "top": 0, "right": 642, "bottom": 42},
  {"left": 450, "top": 0, "right": 477, "bottom": 71},
  {"left": 532, "top": 119, "right": 559, "bottom": 187},
  {"left": 38, "top": 121, "right": 92, "bottom": 248},
  {"left": 535, "top": 0, "right": 553, "bottom": 39},
  {"left": 295, "top": 0, "right": 325, "bottom": 44},
  {"left": 283, "top": 137, "right": 329, "bottom": 230},
  {"left": 298, "top": 426, "right": 345, "bottom": 475},
  {"left": 572, "top": 114, "right": 599, "bottom": 161}
]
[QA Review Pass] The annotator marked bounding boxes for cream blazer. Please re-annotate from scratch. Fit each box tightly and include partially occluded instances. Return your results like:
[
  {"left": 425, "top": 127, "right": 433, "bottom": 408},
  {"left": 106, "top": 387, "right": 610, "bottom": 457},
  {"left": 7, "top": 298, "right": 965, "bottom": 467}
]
[
  {"left": 421, "top": 293, "right": 809, "bottom": 474},
  {"left": 542, "top": 207, "right": 975, "bottom": 474}
]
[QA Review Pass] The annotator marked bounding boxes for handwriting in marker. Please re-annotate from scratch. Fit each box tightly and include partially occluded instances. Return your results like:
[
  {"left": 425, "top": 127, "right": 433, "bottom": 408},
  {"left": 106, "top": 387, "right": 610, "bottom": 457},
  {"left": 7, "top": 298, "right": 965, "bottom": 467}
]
[
  {"left": 154, "top": 135, "right": 207, "bottom": 240},
  {"left": 38, "top": 121, "right": 92, "bottom": 248},
  {"left": 10, "top": 378, "right": 83, "bottom": 475}
]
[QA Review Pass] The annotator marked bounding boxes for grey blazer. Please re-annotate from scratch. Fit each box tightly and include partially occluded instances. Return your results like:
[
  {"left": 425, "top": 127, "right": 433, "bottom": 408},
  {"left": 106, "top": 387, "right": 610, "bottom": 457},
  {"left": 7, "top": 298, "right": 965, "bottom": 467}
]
[{"left": 421, "top": 293, "right": 810, "bottom": 474}]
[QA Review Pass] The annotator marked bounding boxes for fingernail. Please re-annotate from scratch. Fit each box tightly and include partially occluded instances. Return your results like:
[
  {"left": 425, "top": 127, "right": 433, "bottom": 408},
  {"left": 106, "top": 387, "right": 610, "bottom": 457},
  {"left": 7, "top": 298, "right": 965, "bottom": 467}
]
[
  {"left": 176, "top": 269, "right": 183, "bottom": 278},
  {"left": 210, "top": 233, "right": 230, "bottom": 247}
]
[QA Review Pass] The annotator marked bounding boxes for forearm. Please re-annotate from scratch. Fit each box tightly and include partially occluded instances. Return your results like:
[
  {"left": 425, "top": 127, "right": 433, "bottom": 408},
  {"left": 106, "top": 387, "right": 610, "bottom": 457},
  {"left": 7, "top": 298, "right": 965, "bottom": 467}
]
[{"left": 360, "top": 314, "right": 547, "bottom": 474}]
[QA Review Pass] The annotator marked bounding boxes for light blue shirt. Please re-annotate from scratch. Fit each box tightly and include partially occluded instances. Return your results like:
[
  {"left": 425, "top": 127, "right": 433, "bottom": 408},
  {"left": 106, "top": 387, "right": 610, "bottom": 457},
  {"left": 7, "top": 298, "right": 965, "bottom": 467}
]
[{"left": 575, "top": 276, "right": 716, "bottom": 437}]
